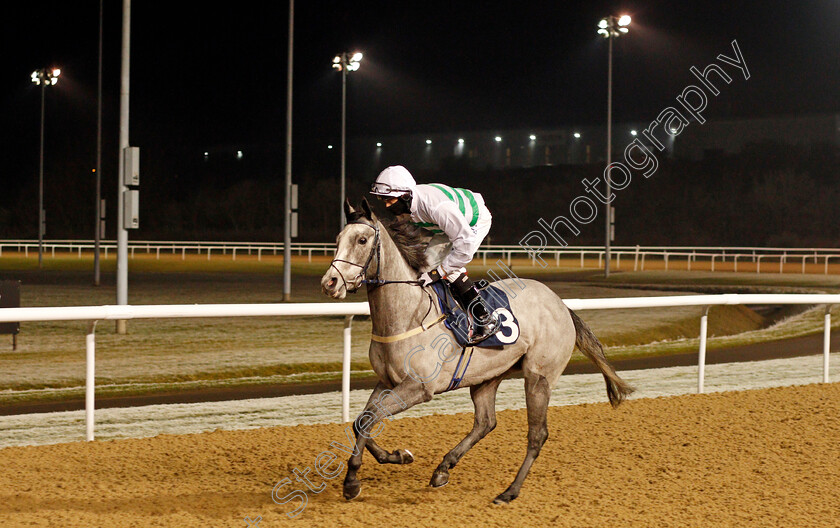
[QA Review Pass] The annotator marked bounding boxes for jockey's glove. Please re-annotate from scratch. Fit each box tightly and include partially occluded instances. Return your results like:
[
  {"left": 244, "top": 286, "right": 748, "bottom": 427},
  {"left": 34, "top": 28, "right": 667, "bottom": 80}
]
[{"left": 418, "top": 267, "right": 444, "bottom": 286}]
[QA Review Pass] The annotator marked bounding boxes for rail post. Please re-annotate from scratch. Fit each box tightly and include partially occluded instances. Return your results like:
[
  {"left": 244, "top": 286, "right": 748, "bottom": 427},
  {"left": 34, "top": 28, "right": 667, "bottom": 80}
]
[
  {"left": 824, "top": 306, "right": 831, "bottom": 384},
  {"left": 342, "top": 315, "right": 354, "bottom": 423},
  {"left": 698, "top": 306, "right": 710, "bottom": 394},
  {"left": 86, "top": 320, "right": 98, "bottom": 441}
]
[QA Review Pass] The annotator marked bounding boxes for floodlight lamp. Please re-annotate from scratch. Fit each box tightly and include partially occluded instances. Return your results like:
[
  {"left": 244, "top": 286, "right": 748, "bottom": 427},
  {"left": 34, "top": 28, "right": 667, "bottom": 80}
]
[
  {"left": 457, "top": 138, "right": 465, "bottom": 144},
  {"left": 425, "top": 139, "right": 432, "bottom": 145},
  {"left": 598, "top": 18, "right": 609, "bottom": 29},
  {"left": 52, "top": 68, "right": 61, "bottom": 77},
  {"left": 573, "top": 132, "right": 581, "bottom": 139},
  {"left": 50, "top": 78, "right": 58, "bottom": 85},
  {"left": 630, "top": 130, "right": 637, "bottom": 136},
  {"left": 494, "top": 136, "right": 502, "bottom": 142},
  {"left": 618, "top": 15, "right": 631, "bottom": 26},
  {"left": 598, "top": 28, "right": 609, "bottom": 37},
  {"left": 351, "top": 52, "right": 363, "bottom": 62},
  {"left": 347, "top": 62, "right": 360, "bottom": 72},
  {"left": 529, "top": 134, "right": 537, "bottom": 141},
  {"left": 619, "top": 27, "right": 629, "bottom": 34},
  {"left": 333, "top": 56, "right": 341, "bottom": 64},
  {"left": 376, "top": 142, "right": 382, "bottom": 147}
]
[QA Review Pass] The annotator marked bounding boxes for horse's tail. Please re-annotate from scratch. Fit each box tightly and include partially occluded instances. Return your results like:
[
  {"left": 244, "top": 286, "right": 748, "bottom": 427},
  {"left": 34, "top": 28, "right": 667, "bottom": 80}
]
[{"left": 569, "top": 309, "right": 635, "bottom": 408}]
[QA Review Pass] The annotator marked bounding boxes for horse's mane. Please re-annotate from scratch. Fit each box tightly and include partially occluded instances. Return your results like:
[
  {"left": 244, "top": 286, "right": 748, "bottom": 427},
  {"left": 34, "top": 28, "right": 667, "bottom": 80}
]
[{"left": 383, "top": 216, "right": 429, "bottom": 271}]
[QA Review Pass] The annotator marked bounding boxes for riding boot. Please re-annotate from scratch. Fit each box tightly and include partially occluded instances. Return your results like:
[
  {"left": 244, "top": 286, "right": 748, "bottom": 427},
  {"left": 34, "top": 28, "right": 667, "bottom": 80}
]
[{"left": 449, "top": 274, "right": 500, "bottom": 340}]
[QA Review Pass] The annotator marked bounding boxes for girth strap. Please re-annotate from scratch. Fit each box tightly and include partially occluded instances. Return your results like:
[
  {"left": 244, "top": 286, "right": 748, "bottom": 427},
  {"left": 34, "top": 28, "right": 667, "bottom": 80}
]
[{"left": 370, "top": 314, "right": 447, "bottom": 343}]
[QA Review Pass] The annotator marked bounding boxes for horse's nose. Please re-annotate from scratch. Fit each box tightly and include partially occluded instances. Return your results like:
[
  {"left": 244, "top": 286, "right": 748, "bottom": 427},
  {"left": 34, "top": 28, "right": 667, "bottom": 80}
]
[{"left": 326, "top": 277, "right": 338, "bottom": 289}]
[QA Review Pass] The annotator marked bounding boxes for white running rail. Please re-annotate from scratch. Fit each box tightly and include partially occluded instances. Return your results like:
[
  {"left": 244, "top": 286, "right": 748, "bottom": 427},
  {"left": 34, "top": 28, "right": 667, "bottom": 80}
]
[{"left": 3, "top": 240, "right": 840, "bottom": 273}]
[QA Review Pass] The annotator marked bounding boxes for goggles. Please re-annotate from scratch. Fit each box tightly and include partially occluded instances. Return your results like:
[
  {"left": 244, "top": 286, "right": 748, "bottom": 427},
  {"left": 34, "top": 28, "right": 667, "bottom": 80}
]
[{"left": 370, "top": 182, "right": 412, "bottom": 196}]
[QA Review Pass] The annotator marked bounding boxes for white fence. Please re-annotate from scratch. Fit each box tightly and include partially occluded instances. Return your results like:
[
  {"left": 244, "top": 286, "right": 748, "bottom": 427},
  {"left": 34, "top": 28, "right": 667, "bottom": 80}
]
[
  {"left": 0, "top": 294, "right": 836, "bottom": 443},
  {"left": 3, "top": 239, "right": 840, "bottom": 273}
]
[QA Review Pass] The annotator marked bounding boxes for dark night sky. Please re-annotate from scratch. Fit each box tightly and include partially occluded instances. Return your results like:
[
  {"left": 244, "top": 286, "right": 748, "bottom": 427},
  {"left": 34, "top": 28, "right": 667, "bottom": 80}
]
[{"left": 2, "top": 1, "right": 840, "bottom": 189}]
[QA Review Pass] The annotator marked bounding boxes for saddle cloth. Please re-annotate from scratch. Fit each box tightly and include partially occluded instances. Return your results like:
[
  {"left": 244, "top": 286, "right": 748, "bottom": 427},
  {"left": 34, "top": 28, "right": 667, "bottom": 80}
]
[{"left": 430, "top": 280, "right": 520, "bottom": 347}]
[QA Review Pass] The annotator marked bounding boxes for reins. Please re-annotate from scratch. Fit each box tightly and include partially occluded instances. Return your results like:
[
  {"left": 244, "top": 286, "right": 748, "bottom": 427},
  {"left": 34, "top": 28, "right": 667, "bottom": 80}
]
[
  {"left": 331, "top": 219, "right": 443, "bottom": 343},
  {"left": 330, "top": 220, "right": 423, "bottom": 292}
]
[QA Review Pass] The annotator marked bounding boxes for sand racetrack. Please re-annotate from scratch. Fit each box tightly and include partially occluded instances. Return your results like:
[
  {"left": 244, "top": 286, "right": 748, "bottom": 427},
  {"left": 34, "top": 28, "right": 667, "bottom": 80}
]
[{"left": 1, "top": 383, "right": 838, "bottom": 527}]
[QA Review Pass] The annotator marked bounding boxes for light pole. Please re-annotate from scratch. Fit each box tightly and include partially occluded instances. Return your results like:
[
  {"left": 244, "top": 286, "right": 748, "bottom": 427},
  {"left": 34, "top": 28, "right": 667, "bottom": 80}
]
[
  {"left": 283, "top": 0, "right": 294, "bottom": 301},
  {"left": 332, "top": 51, "right": 362, "bottom": 229},
  {"left": 30, "top": 67, "right": 61, "bottom": 269},
  {"left": 597, "top": 14, "right": 630, "bottom": 279},
  {"left": 95, "top": 0, "right": 103, "bottom": 286}
]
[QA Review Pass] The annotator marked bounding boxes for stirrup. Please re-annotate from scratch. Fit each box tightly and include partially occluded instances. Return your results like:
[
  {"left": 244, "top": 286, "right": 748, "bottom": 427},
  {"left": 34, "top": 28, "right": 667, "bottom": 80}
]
[{"left": 467, "top": 312, "right": 502, "bottom": 344}]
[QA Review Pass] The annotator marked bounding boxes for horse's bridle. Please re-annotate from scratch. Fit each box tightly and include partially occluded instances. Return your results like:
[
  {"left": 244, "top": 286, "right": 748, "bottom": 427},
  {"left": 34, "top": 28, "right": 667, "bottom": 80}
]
[{"left": 329, "top": 220, "right": 422, "bottom": 293}]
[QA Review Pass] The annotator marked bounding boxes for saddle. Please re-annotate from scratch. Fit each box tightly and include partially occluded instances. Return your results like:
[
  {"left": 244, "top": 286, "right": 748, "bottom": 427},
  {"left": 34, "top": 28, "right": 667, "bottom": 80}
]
[{"left": 430, "top": 280, "right": 520, "bottom": 348}]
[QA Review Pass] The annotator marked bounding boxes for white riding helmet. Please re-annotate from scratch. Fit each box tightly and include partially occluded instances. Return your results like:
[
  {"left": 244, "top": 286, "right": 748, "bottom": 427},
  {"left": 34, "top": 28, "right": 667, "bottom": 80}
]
[{"left": 370, "top": 165, "right": 417, "bottom": 198}]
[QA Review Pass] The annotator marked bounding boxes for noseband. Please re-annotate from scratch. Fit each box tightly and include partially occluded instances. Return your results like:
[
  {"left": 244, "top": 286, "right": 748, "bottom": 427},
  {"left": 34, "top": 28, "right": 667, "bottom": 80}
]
[{"left": 329, "top": 220, "right": 421, "bottom": 293}]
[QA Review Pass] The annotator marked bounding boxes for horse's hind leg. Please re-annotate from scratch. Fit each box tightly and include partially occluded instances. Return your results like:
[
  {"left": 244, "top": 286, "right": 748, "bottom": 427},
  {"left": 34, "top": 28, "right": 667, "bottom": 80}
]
[
  {"left": 430, "top": 373, "right": 505, "bottom": 488},
  {"left": 493, "top": 373, "right": 550, "bottom": 504},
  {"left": 363, "top": 382, "right": 415, "bottom": 465}
]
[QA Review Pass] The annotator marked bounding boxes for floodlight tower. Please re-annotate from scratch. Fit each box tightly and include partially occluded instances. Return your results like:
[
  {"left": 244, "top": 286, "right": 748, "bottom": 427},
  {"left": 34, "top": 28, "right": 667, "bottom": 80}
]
[
  {"left": 332, "top": 51, "right": 363, "bottom": 229},
  {"left": 597, "top": 14, "right": 631, "bottom": 278},
  {"left": 30, "top": 67, "right": 61, "bottom": 269}
]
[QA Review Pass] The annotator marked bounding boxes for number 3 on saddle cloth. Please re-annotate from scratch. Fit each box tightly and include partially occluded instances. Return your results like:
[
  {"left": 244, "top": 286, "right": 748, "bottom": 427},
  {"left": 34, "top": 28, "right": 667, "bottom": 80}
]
[{"left": 430, "top": 280, "right": 521, "bottom": 348}]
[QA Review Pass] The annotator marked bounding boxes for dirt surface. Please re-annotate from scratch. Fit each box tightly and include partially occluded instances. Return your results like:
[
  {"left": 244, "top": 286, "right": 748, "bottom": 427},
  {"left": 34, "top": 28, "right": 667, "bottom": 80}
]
[{"left": 1, "top": 382, "right": 838, "bottom": 527}]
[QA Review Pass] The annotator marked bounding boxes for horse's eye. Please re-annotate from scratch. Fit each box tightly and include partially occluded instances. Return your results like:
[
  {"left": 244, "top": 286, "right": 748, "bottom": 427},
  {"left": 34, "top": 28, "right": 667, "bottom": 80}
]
[{"left": 359, "top": 237, "right": 367, "bottom": 245}]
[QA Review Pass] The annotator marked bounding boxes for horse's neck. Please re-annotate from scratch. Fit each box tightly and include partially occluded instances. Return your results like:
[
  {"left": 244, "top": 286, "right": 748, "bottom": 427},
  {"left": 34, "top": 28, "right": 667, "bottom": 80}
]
[{"left": 367, "top": 224, "right": 428, "bottom": 334}]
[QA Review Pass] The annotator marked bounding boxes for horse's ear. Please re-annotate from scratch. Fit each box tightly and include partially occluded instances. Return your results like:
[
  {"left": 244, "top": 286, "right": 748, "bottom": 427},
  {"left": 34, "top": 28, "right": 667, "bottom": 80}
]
[
  {"left": 343, "top": 199, "right": 355, "bottom": 221},
  {"left": 360, "top": 197, "right": 374, "bottom": 220}
]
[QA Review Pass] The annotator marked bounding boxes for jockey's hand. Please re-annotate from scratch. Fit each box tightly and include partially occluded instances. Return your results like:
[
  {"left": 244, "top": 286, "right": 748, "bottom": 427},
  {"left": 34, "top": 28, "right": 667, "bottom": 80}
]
[{"left": 418, "top": 267, "right": 443, "bottom": 286}]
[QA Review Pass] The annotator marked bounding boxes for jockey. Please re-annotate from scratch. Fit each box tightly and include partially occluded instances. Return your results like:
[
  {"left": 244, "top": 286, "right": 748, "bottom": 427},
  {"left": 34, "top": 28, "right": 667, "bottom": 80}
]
[{"left": 370, "top": 165, "right": 499, "bottom": 339}]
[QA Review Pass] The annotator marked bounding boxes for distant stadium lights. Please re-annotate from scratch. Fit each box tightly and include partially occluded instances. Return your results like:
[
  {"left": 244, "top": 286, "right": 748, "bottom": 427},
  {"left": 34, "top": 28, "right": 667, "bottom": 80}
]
[
  {"left": 31, "top": 67, "right": 61, "bottom": 86},
  {"left": 351, "top": 52, "right": 363, "bottom": 62},
  {"left": 376, "top": 142, "right": 382, "bottom": 147},
  {"left": 630, "top": 129, "right": 638, "bottom": 136},
  {"left": 598, "top": 14, "right": 631, "bottom": 279},
  {"left": 332, "top": 51, "right": 363, "bottom": 72},
  {"left": 426, "top": 139, "right": 432, "bottom": 145},
  {"left": 573, "top": 132, "right": 581, "bottom": 138},
  {"left": 332, "top": 51, "right": 363, "bottom": 228},
  {"left": 494, "top": 136, "right": 502, "bottom": 142},
  {"left": 529, "top": 134, "right": 537, "bottom": 141},
  {"left": 30, "top": 66, "right": 62, "bottom": 269},
  {"left": 598, "top": 15, "right": 631, "bottom": 38},
  {"left": 328, "top": 144, "right": 334, "bottom": 149},
  {"left": 457, "top": 138, "right": 465, "bottom": 144}
]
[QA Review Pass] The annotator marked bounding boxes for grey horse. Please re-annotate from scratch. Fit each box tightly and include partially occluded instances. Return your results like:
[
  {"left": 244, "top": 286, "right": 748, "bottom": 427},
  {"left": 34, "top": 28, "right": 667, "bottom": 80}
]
[{"left": 320, "top": 199, "right": 634, "bottom": 504}]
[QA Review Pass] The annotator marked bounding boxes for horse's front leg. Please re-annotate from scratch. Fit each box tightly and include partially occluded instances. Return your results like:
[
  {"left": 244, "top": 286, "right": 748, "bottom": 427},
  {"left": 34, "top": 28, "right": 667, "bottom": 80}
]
[
  {"left": 343, "top": 379, "right": 433, "bottom": 500},
  {"left": 363, "top": 382, "right": 415, "bottom": 465}
]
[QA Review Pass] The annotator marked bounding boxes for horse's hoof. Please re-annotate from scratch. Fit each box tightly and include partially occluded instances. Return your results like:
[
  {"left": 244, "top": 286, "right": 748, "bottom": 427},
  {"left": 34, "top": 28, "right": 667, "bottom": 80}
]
[
  {"left": 343, "top": 481, "right": 362, "bottom": 501},
  {"left": 492, "top": 492, "right": 516, "bottom": 504},
  {"left": 396, "top": 449, "right": 414, "bottom": 464},
  {"left": 429, "top": 470, "right": 449, "bottom": 488}
]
